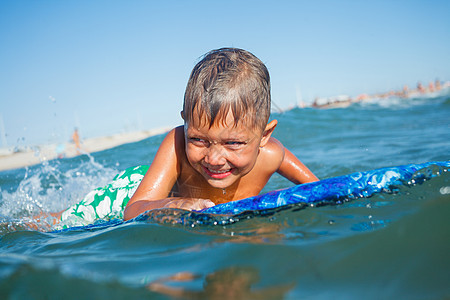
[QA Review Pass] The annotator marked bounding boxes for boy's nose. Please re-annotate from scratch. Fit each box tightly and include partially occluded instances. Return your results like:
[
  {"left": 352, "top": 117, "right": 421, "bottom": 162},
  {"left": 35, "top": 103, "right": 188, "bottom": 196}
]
[{"left": 204, "top": 145, "right": 226, "bottom": 165}]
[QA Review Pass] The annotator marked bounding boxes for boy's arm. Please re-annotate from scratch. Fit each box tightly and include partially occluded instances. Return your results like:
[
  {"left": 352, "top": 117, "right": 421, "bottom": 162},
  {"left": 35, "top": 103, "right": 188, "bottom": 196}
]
[
  {"left": 124, "top": 128, "right": 179, "bottom": 220},
  {"left": 276, "top": 142, "right": 319, "bottom": 184},
  {"left": 123, "top": 127, "right": 214, "bottom": 221}
]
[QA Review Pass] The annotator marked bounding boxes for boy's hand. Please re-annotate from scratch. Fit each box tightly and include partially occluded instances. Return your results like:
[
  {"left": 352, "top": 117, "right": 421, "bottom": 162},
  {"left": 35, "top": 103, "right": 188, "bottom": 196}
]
[
  {"left": 124, "top": 198, "right": 215, "bottom": 220},
  {"left": 163, "top": 198, "right": 215, "bottom": 211}
]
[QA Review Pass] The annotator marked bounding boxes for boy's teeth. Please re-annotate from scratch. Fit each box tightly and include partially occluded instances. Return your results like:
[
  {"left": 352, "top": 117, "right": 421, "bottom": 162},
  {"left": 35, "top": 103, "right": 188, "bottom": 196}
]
[{"left": 208, "top": 168, "right": 230, "bottom": 174}]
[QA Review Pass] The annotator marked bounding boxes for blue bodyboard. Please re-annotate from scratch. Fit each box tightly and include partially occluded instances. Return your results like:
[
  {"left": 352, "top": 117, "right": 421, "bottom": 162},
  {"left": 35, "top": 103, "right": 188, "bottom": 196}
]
[{"left": 55, "top": 161, "right": 449, "bottom": 232}]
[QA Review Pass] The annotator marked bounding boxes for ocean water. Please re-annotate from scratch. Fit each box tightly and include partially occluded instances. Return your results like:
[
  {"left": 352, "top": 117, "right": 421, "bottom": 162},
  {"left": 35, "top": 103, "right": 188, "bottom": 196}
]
[{"left": 0, "top": 92, "right": 449, "bottom": 299}]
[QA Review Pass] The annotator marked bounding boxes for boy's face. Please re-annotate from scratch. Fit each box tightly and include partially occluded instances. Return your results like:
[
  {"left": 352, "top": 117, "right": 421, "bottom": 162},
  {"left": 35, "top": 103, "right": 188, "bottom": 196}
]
[{"left": 184, "top": 110, "right": 265, "bottom": 190}]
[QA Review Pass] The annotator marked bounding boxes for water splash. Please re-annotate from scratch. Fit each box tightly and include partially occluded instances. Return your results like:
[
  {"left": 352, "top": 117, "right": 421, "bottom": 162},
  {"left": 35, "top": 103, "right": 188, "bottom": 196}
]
[{"left": 0, "top": 153, "right": 117, "bottom": 232}]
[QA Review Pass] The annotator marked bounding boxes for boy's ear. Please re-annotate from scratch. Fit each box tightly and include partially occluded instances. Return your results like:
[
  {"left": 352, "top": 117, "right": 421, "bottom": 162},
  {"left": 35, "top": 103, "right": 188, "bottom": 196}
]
[
  {"left": 180, "top": 110, "right": 185, "bottom": 120},
  {"left": 260, "top": 119, "right": 277, "bottom": 147}
]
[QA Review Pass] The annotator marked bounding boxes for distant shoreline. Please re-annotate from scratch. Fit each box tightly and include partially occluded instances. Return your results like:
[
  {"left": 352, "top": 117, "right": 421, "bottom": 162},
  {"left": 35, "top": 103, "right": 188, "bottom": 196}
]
[
  {"left": 305, "top": 81, "right": 450, "bottom": 110},
  {"left": 0, "top": 127, "right": 171, "bottom": 172}
]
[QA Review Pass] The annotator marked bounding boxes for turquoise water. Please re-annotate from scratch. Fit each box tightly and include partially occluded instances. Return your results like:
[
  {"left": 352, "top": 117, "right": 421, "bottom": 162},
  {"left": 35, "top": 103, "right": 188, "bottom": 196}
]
[{"left": 0, "top": 92, "right": 449, "bottom": 299}]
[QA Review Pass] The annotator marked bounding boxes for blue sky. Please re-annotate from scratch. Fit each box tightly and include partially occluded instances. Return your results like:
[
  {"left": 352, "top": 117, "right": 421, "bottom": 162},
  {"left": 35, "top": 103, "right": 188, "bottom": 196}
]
[{"left": 1, "top": 0, "right": 449, "bottom": 147}]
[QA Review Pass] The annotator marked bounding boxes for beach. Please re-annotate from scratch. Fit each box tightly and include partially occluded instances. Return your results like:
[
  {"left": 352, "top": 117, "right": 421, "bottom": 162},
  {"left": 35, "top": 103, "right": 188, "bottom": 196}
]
[{"left": 0, "top": 127, "right": 170, "bottom": 172}]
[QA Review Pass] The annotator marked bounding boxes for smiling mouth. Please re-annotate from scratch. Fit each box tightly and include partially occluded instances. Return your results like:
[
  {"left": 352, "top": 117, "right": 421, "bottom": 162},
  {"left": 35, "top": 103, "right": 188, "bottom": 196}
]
[{"left": 202, "top": 166, "right": 233, "bottom": 179}]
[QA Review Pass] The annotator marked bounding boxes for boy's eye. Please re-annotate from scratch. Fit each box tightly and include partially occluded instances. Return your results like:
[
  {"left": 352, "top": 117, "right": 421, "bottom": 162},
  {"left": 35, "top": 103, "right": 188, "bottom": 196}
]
[
  {"left": 224, "top": 141, "right": 246, "bottom": 149},
  {"left": 189, "top": 138, "right": 209, "bottom": 147},
  {"left": 188, "top": 137, "right": 247, "bottom": 149}
]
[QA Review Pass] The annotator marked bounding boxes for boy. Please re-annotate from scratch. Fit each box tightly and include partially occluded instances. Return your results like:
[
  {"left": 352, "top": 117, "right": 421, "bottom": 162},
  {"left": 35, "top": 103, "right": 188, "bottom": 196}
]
[{"left": 123, "top": 48, "right": 318, "bottom": 221}]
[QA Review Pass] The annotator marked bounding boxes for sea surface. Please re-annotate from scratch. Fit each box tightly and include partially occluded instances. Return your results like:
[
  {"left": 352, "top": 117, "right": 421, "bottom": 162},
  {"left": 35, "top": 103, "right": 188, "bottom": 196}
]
[{"left": 0, "top": 92, "right": 449, "bottom": 299}]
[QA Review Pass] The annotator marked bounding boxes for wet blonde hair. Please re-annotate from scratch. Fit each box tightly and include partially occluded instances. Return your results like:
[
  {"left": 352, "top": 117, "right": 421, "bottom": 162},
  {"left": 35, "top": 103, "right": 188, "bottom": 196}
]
[{"left": 183, "top": 48, "right": 271, "bottom": 131}]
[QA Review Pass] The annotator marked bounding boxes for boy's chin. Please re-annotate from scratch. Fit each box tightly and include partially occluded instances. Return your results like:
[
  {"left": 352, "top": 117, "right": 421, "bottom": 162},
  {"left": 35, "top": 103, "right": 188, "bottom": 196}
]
[{"left": 205, "top": 177, "right": 236, "bottom": 190}]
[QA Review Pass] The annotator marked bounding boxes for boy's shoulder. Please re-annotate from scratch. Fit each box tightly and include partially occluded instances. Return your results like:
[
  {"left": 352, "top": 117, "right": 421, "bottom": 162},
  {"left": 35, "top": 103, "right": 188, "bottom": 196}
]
[
  {"left": 156, "top": 126, "right": 186, "bottom": 165},
  {"left": 163, "top": 126, "right": 185, "bottom": 148},
  {"left": 257, "top": 137, "right": 285, "bottom": 171},
  {"left": 263, "top": 137, "right": 285, "bottom": 155},
  {"left": 168, "top": 125, "right": 185, "bottom": 137}
]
